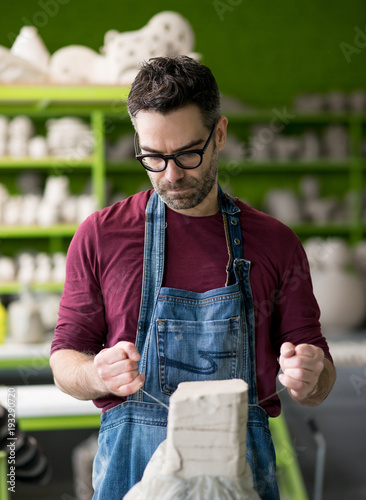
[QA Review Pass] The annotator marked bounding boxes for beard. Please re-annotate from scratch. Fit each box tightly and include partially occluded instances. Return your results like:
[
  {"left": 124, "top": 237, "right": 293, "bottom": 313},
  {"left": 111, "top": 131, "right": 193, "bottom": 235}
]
[{"left": 147, "top": 147, "right": 219, "bottom": 211}]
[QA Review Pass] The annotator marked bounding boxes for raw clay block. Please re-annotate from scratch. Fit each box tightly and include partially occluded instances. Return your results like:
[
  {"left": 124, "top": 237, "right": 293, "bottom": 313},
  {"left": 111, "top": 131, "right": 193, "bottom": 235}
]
[{"left": 163, "top": 379, "right": 248, "bottom": 479}]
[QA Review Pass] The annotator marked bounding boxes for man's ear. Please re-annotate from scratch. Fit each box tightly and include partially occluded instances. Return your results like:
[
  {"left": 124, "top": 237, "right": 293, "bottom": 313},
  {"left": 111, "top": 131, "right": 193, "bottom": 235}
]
[{"left": 215, "top": 115, "right": 228, "bottom": 151}]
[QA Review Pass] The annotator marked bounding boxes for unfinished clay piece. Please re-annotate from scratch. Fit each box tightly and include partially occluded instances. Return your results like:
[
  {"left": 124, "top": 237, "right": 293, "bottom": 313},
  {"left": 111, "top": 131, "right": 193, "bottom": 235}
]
[
  {"left": 124, "top": 379, "right": 260, "bottom": 500},
  {"left": 164, "top": 379, "right": 248, "bottom": 478}
]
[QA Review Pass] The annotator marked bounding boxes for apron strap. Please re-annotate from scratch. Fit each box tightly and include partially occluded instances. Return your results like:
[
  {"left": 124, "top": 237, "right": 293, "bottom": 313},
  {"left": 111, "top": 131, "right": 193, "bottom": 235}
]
[
  {"left": 134, "top": 191, "right": 165, "bottom": 383},
  {"left": 218, "top": 185, "right": 258, "bottom": 404}
]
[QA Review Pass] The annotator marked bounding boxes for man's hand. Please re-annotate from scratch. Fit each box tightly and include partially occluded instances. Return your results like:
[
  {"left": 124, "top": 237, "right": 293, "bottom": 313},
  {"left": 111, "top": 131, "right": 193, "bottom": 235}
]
[
  {"left": 94, "top": 342, "right": 145, "bottom": 397},
  {"left": 278, "top": 342, "right": 325, "bottom": 403}
]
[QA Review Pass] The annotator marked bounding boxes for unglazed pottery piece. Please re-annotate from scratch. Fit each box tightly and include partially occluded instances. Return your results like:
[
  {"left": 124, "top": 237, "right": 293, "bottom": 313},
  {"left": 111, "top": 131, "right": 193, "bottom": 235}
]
[
  {"left": 11, "top": 26, "right": 50, "bottom": 72},
  {"left": 0, "top": 46, "right": 48, "bottom": 84},
  {"left": 124, "top": 380, "right": 260, "bottom": 500},
  {"left": 8, "top": 289, "right": 45, "bottom": 343},
  {"left": 49, "top": 45, "right": 100, "bottom": 84}
]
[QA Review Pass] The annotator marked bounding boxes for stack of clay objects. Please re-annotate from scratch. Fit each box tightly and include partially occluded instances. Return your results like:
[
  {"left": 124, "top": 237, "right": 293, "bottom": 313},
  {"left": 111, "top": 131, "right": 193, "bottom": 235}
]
[{"left": 0, "top": 12, "right": 198, "bottom": 86}]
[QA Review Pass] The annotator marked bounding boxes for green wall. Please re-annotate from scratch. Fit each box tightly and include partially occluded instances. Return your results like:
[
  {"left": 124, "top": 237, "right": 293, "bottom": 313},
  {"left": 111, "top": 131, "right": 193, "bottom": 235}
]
[{"left": 1, "top": 0, "right": 365, "bottom": 107}]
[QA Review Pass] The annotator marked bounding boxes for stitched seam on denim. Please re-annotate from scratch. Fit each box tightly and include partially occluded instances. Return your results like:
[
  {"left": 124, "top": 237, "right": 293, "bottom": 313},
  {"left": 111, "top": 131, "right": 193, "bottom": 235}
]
[
  {"left": 156, "top": 319, "right": 173, "bottom": 395},
  {"left": 164, "top": 320, "right": 170, "bottom": 393},
  {"left": 100, "top": 402, "right": 168, "bottom": 432},
  {"left": 157, "top": 292, "right": 241, "bottom": 306},
  {"left": 223, "top": 212, "right": 233, "bottom": 286},
  {"left": 231, "top": 317, "right": 240, "bottom": 379},
  {"left": 247, "top": 423, "right": 272, "bottom": 437},
  {"left": 157, "top": 315, "right": 240, "bottom": 325},
  {"left": 101, "top": 418, "right": 167, "bottom": 433}
]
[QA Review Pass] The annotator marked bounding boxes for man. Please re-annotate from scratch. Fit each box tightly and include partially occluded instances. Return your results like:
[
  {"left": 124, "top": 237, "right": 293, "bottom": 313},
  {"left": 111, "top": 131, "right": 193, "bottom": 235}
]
[{"left": 50, "top": 56, "right": 336, "bottom": 500}]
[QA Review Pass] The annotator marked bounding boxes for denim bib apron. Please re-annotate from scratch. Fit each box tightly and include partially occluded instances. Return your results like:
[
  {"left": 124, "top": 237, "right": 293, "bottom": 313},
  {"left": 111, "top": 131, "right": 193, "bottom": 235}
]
[{"left": 93, "top": 186, "right": 280, "bottom": 500}]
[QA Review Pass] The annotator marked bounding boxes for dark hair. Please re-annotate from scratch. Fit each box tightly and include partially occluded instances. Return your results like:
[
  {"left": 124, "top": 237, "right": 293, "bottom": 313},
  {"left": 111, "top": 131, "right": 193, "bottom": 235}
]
[{"left": 127, "top": 56, "right": 221, "bottom": 129}]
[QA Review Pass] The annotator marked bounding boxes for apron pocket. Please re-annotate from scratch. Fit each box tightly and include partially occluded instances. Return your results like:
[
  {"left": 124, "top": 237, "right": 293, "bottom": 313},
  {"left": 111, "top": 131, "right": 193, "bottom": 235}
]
[{"left": 156, "top": 317, "right": 240, "bottom": 394}]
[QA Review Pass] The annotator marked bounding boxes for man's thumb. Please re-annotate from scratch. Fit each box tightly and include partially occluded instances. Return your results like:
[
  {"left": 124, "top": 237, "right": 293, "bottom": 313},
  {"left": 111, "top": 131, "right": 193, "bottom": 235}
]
[{"left": 280, "top": 342, "right": 295, "bottom": 358}]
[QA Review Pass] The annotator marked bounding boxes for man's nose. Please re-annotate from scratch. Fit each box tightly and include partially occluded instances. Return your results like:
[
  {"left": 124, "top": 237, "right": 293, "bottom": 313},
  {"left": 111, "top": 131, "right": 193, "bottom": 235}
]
[{"left": 164, "top": 159, "right": 185, "bottom": 183}]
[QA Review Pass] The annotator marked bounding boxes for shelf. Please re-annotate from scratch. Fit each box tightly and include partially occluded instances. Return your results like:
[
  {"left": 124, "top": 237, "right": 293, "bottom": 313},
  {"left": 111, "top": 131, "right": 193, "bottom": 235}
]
[
  {"left": 106, "top": 159, "right": 142, "bottom": 173},
  {"left": 107, "top": 159, "right": 355, "bottom": 174},
  {"left": 0, "top": 156, "right": 94, "bottom": 168},
  {"left": 225, "top": 111, "right": 366, "bottom": 124},
  {"left": 0, "top": 84, "right": 130, "bottom": 103},
  {"left": 289, "top": 223, "right": 353, "bottom": 237},
  {"left": 0, "top": 341, "right": 51, "bottom": 369},
  {"left": 0, "top": 385, "right": 101, "bottom": 431},
  {"left": 0, "top": 282, "right": 64, "bottom": 294},
  {"left": 0, "top": 224, "right": 78, "bottom": 238},
  {"left": 0, "top": 91, "right": 365, "bottom": 300},
  {"left": 219, "top": 159, "right": 353, "bottom": 173}
]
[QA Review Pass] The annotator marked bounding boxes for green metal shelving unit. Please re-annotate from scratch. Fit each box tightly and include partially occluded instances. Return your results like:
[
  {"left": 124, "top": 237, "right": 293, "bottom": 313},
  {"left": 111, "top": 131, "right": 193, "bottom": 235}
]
[
  {"left": 0, "top": 451, "right": 9, "bottom": 500},
  {"left": 0, "top": 86, "right": 364, "bottom": 258},
  {"left": 0, "top": 85, "right": 365, "bottom": 499},
  {"left": 0, "top": 86, "right": 130, "bottom": 278},
  {"left": 224, "top": 111, "right": 366, "bottom": 245}
]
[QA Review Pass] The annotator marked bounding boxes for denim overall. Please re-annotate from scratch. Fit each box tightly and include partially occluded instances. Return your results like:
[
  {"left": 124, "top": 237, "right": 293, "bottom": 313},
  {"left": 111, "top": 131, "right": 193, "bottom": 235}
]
[{"left": 93, "top": 186, "right": 279, "bottom": 500}]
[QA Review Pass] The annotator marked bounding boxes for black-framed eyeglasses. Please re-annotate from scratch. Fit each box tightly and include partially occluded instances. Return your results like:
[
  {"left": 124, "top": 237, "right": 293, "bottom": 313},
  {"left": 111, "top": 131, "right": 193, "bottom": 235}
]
[{"left": 134, "top": 122, "right": 217, "bottom": 172}]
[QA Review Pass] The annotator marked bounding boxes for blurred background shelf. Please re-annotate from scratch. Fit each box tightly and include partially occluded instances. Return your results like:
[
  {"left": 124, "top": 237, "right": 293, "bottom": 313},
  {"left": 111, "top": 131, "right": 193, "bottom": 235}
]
[
  {"left": 0, "top": 224, "right": 78, "bottom": 238},
  {"left": 0, "top": 282, "right": 64, "bottom": 294},
  {"left": 0, "top": 156, "right": 94, "bottom": 168}
]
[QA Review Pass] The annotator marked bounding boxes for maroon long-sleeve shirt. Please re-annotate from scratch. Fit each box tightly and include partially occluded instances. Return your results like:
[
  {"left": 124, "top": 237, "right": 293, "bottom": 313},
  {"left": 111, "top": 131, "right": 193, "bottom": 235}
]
[{"left": 51, "top": 190, "right": 332, "bottom": 416}]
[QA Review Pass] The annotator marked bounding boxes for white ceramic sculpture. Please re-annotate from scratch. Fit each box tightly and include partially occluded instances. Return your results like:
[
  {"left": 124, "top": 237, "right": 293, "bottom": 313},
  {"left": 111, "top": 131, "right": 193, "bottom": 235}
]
[
  {"left": 46, "top": 117, "right": 93, "bottom": 158},
  {"left": 52, "top": 253, "right": 66, "bottom": 283},
  {"left": 11, "top": 26, "right": 50, "bottom": 73},
  {"left": 49, "top": 45, "right": 100, "bottom": 84},
  {"left": 8, "top": 138, "right": 28, "bottom": 158},
  {"left": 293, "top": 93, "right": 325, "bottom": 112},
  {"left": 323, "top": 125, "right": 349, "bottom": 159},
  {"left": 0, "top": 46, "right": 49, "bottom": 84},
  {"left": 124, "top": 380, "right": 260, "bottom": 500},
  {"left": 37, "top": 293, "right": 62, "bottom": 332},
  {"left": 263, "top": 188, "right": 302, "bottom": 224},
  {"left": 354, "top": 240, "right": 366, "bottom": 275},
  {"left": 0, "top": 257, "right": 16, "bottom": 282},
  {"left": 8, "top": 289, "right": 45, "bottom": 343},
  {"left": 0, "top": 116, "right": 8, "bottom": 143},
  {"left": 77, "top": 194, "right": 98, "bottom": 223},
  {"left": 3, "top": 196, "right": 22, "bottom": 226},
  {"left": 34, "top": 253, "right": 53, "bottom": 284},
  {"left": 311, "top": 269, "right": 366, "bottom": 332},
  {"left": 304, "top": 237, "right": 351, "bottom": 271},
  {"left": 28, "top": 136, "right": 48, "bottom": 158},
  {"left": 299, "top": 175, "right": 346, "bottom": 225},
  {"left": 326, "top": 91, "right": 348, "bottom": 112},
  {"left": 304, "top": 237, "right": 366, "bottom": 332},
  {"left": 301, "top": 131, "right": 321, "bottom": 160},
  {"left": 36, "top": 199, "right": 60, "bottom": 227},
  {"left": 101, "top": 11, "right": 197, "bottom": 85},
  {"left": 271, "top": 136, "right": 301, "bottom": 161},
  {"left": 17, "top": 252, "right": 36, "bottom": 284},
  {"left": 0, "top": 184, "right": 9, "bottom": 224},
  {"left": 9, "top": 115, "right": 34, "bottom": 139},
  {"left": 43, "top": 175, "right": 70, "bottom": 205},
  {"left": 6, "top": 115, "right": 34, "bottom": 157},
  {"left": 3, "top": 12, "right": 197, "bottom": 85},
  {"left": 18, "top": 194, "right": 41, "bottom": 226},
  {"left": 349, "top": 90, "right": 366, "bottom": 112},
  {"left": 60, "top": 196, "right": 78, "bottom": 224}
]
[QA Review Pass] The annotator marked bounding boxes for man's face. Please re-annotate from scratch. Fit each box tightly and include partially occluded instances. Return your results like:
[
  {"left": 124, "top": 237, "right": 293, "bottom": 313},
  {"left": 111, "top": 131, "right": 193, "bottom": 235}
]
[{"left": 134, "top": 104, "right": 227, "bottom": 216}]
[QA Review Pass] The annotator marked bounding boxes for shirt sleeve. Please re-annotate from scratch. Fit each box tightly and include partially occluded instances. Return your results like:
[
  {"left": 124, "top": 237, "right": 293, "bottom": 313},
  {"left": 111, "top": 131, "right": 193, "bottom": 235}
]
[
  {"left": 51, "top": 214, "right": 107, "bottom": 356},
  {"left": 271, "top": 239, "right": 333, "bottom": 363}
]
